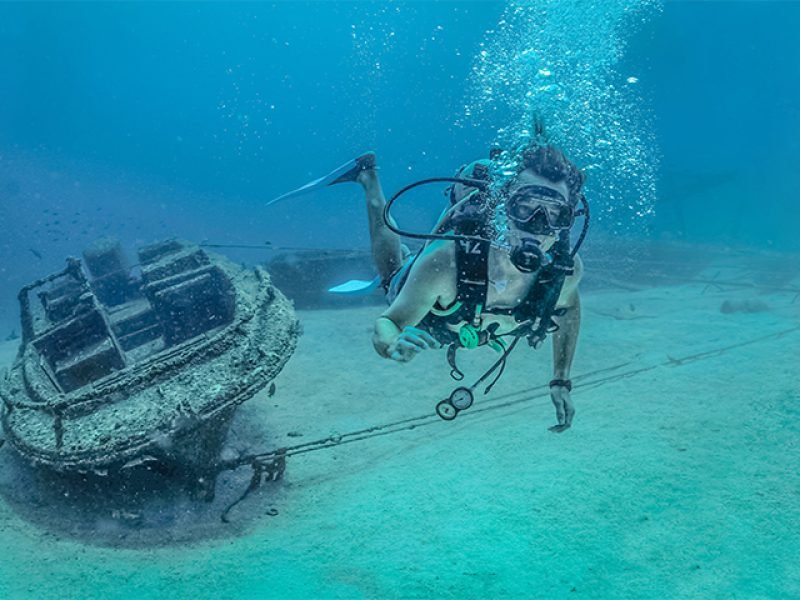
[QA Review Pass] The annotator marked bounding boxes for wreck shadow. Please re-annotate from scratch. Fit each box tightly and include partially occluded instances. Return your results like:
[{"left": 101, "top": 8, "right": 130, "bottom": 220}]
[{"left": 0, "top": 405, "right": 286, "bottom": 549}]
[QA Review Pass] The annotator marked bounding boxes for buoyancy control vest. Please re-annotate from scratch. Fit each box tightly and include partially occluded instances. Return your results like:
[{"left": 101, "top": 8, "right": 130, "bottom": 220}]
[{"left": 414, "top": 158, "right": 576, "bottom": 354}]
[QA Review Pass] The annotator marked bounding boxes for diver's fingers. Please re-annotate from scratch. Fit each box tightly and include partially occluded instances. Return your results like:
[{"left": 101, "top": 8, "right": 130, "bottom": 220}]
[
  {"left": 398, "top": 333, "right": 427, "bottom": 350},
  {"left": 389, "top": 347, "right": 411, "bottom": 362},
  {"left": 548, "top": 423, "right": 571, "bottom": 433},
  {"left": 389, "top": 349, "right": 409, "bottom": 362},
  {"left": 396, "top": 339, "right": 423, "bottom": 351},
  {"left": 405, "top": 327, "right": 440, "bottom": 348},
  {"left": 401, "top": 330, "right": 436, "bottom": 350},
  {"left": 395, "top": 339, "right": 424, "bottom": 356}
]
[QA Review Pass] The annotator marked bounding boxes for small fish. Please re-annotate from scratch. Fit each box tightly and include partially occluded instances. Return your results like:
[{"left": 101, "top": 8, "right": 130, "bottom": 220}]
[{"left": 29, "top": 248, "right": 42, "bottom": 260}]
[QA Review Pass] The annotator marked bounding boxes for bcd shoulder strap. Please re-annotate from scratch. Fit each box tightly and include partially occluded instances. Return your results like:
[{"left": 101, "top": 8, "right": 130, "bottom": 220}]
[{"left": 455, "top": 237, "right": 490, "bottom": 327}]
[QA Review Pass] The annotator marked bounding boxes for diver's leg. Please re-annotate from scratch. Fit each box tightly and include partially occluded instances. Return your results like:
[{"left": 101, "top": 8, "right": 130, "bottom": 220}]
[{"left": 357, "top": 168, "right": 403, "bottom": 282}]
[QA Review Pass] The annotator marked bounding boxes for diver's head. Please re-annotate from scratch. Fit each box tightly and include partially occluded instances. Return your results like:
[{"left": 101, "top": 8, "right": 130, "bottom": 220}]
[
  {"left": 517, "top": 143, "right": 585, "bottom": 208},
  {"left": 505, "top": 170, "right": 571, "bottom": 249},
  {"left": 498, "top": 172, "right": 565, "bottom": 272},
  {"left": 493, "top": 144, "right": 584, "bottom": 272}
]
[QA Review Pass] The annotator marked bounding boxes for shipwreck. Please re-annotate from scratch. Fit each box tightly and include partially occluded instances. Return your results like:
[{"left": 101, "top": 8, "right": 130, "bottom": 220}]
[{"left": 0, "top": 239, "right": 299, "bottom": 498}]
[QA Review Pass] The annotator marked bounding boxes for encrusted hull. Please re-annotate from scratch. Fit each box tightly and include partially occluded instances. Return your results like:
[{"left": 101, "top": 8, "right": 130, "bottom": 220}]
[{"left": 0, "top": 241, "right": 299, "bottom": 475}]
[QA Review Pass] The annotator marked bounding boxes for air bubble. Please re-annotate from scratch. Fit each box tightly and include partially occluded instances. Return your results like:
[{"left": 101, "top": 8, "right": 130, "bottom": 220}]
[{"left": 463, "top": 0, "right": 661, "bottom": 234}]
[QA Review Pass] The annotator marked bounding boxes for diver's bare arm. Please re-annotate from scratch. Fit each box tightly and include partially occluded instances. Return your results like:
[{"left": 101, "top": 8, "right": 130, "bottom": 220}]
[
  {"left": 372, "top": 244, "right": 450, "bottom": 358},
  {"left": 551, "top": 254, "right": 583, "bottom": 379},
  {"left": 552, "top": 290, "right": 581, "bottom": 379}
]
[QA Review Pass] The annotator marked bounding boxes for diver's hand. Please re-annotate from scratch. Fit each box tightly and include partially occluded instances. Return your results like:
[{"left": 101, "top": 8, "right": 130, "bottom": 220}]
[
  {"left": 387, "top": 327, "right": 440, "bottom": 362},
  {"left": 548, "top": 384, "right": 575, "bottom": 433}
]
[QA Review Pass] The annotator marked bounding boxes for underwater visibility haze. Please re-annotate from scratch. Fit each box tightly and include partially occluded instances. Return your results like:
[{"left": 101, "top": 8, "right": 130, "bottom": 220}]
[{"left": 0, "top": 1, "right": 799, "bottom": 598}]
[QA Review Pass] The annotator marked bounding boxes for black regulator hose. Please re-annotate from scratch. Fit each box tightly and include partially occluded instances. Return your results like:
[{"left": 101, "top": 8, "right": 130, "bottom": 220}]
[
  {"left": 382, "top": 177, "right": 494, "bottom": 244},
  {"left": 571, "top": 194, "right": 590, "bottom": 258},
  {"left": 383, "top": 175, "right": 590, "bottom": 258}
]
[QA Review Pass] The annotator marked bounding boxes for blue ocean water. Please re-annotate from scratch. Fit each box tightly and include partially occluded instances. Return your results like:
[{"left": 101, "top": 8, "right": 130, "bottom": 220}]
[
  {"left": 1, "top": 0, "right": 798, "bottom": 333},
  {"left": 0, "top": 2, "right": 799, "bottom": 598}
]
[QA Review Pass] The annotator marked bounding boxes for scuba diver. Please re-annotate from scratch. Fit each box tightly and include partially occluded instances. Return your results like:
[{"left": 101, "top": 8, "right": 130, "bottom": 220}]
[{"left": 269, "top": 138, "right": 588, "bottom": 432}]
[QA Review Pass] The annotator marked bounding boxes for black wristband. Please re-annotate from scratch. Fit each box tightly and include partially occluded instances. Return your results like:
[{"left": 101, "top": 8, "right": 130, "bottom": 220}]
[{"left": 549, "top": 378, "right": 572, "bottom": 392}]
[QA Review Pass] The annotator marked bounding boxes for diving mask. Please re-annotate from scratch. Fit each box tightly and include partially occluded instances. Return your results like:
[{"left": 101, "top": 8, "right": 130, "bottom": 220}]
[{"left": 506, "top": 185, "right": 574, "bottom": 234}]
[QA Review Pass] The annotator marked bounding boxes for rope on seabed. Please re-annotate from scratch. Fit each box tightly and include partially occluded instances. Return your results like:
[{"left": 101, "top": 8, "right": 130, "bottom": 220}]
[{"left": 217, "top": 325, "right": 800, "bottom": 521}]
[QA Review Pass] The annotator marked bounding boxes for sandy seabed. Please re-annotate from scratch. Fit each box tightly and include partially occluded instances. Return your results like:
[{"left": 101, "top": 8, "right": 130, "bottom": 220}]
[{"left": 0, "top": 258, "right": 798, "bottom": 599}]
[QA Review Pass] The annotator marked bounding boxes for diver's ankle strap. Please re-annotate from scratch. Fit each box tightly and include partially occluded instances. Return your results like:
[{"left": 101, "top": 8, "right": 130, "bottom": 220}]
[{"left": 549, "top": 378, "right": 572, "bottom": 392}]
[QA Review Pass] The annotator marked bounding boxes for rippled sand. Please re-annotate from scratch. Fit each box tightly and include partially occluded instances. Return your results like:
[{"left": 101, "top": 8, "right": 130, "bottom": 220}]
[{"left": 0, "top": 265, "right": 798, "bottom": 598}]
